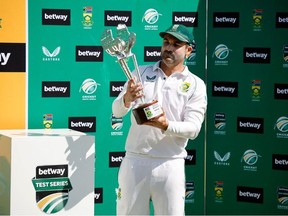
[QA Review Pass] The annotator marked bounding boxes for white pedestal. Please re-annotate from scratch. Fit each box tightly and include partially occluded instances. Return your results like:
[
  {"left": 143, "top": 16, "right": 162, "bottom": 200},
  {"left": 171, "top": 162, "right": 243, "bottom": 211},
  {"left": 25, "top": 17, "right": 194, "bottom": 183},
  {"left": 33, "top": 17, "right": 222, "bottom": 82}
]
[{"left": 0, "top": 129, "right": 95, "bottom": 215}]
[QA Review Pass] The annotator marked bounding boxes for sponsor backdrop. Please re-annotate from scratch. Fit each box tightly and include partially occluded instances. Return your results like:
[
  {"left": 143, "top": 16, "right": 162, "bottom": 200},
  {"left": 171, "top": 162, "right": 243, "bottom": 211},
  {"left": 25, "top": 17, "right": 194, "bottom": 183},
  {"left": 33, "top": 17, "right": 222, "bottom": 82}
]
[
  {"left": 0, "top": 0, "right": 287, "bottom": 215},
  {"left": 206, "top": 0, "right": 288, "bottom": 215},
  {"left": 0, "top": 0, "right": 26, "bottom": 129},
  {"left": 28, "top": 0, "right": 206, "bottom": 215}
]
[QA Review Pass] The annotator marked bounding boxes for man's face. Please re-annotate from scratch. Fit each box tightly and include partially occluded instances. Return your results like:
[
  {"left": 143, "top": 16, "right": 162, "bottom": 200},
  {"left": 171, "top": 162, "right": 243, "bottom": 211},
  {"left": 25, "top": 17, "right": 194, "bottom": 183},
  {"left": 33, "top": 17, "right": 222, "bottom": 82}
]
[{"left": 161, "top": 34, "right": 192, "bottom": 66}]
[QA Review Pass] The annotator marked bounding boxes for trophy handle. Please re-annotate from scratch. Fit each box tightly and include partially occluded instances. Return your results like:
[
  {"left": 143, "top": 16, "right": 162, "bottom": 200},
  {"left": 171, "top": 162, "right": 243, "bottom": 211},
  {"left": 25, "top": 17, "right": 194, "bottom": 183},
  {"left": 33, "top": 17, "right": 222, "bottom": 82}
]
[
  {"left": 118, "top": 58, "right": 133, "bottom": 80},
  {"left": 131, "top": 54, "right": 142, "bottom": 86},
  {"left": 118, "top": 55, "right": 145, "bottom": 104}
]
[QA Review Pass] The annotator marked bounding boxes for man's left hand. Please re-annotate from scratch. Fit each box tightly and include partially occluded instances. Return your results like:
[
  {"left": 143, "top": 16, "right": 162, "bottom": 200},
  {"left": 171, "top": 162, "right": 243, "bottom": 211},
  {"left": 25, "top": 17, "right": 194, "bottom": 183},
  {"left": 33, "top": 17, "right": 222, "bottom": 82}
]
[{"left": 143, "top": 111, "right": 169, "bottom": 131}]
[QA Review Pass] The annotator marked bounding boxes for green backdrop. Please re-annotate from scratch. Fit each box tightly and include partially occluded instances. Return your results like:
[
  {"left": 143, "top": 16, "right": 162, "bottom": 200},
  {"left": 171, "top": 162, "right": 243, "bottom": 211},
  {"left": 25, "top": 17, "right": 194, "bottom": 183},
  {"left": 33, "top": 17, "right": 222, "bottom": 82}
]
[
  {"left": 28, "top": 0, "right": 288, "bottom": 215},
  {"left": 28, "top": 0, "right": 206, "bottom": 215},
  {"left": 206, "top": 0, "right": 288, "bottom": 215}
]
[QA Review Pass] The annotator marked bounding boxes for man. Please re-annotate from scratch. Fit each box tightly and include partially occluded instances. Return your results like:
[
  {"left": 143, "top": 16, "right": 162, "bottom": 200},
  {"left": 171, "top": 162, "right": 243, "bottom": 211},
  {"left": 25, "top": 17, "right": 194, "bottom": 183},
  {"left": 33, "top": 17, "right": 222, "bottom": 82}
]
[{"left": 112, "top": 24, "right": 207, "bottom": 215}]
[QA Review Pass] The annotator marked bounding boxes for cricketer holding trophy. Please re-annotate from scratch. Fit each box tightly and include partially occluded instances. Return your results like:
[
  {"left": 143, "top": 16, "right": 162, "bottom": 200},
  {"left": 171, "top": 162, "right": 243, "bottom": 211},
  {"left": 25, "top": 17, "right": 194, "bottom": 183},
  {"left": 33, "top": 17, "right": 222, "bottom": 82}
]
[{"left": 102, "top": 24, "right": 207, "bottom": 215}]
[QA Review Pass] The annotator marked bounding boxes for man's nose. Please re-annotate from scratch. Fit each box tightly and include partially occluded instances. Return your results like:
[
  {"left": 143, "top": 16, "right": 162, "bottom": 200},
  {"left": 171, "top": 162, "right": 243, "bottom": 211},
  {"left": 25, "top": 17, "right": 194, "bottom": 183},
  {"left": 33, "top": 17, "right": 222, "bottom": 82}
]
[{"left": 166, "top": 43, "right": 173, "bottom": 51}]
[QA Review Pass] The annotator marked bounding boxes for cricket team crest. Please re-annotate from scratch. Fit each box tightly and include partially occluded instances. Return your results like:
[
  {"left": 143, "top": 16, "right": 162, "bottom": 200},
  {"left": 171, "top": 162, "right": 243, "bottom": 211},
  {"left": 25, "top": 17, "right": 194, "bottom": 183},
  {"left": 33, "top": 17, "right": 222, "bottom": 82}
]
[
  {"left": 179, "top": 81, "right": 191, "bottom": 93},
  {"left": 82, "top": 6, "right": 93, "bottom": 29},
  {"left": 32, "top": 164, "right": 73, "bottom": 214},
  {"left": 253, "top": 9, "right": 263, "bottom": 31},
  {"left": 283, "top": 45, "right": 288, "bottom": 68}
]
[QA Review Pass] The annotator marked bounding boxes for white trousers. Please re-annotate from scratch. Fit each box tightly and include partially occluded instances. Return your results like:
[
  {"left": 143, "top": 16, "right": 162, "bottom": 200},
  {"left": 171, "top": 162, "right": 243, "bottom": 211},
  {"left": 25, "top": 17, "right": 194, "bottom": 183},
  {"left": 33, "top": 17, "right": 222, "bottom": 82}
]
[{"left": 116, "top": 154, "right": 185, "bottom": 215}]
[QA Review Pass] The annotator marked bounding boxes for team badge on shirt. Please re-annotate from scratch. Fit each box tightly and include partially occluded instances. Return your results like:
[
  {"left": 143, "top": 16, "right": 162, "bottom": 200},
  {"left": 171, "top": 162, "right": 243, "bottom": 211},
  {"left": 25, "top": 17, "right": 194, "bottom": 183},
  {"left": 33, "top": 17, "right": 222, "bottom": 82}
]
[
  {"left": 115, "top": 188, "right": 122, "bottom": 200},
  {"left": 179, "top": 82, "right": 191, "bottom": 93}
]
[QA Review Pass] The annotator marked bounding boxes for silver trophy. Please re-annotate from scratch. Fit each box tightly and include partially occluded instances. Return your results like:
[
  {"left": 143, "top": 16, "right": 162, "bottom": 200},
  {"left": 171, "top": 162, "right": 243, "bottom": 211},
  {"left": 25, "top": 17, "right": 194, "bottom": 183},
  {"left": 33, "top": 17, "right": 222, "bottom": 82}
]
[{"left": 101, "top": 24, "right": 163, "bottom": 124}]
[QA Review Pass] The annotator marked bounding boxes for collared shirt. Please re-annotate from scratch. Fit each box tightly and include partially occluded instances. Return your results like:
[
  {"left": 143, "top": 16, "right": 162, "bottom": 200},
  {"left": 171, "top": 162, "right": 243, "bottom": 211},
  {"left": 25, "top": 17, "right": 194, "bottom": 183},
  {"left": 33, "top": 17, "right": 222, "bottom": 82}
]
[{"left": 112, "top": 61, "right": 207, "bottom": 158}]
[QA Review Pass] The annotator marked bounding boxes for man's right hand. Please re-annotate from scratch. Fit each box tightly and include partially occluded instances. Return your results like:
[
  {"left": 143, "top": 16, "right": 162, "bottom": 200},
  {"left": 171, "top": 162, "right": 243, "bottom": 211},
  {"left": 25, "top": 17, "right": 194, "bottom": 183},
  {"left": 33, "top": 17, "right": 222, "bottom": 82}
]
[{"left": 123, "top": 77, "right": 144, "bottom": 108}]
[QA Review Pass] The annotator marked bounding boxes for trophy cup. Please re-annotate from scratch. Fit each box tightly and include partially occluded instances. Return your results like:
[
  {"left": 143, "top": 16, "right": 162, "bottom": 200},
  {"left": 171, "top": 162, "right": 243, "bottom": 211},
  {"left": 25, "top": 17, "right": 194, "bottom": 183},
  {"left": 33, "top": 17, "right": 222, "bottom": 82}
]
[{"left": 101, "top": 24, "right": 163, "bottom": 125}]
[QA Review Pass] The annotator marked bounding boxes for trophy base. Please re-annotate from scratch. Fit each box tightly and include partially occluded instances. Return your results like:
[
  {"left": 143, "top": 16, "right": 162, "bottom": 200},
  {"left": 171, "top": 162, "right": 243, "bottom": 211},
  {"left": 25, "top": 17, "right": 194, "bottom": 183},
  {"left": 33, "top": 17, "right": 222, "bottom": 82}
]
[{"left": 132, "top": 100, "right": 163, "bottom": 125}]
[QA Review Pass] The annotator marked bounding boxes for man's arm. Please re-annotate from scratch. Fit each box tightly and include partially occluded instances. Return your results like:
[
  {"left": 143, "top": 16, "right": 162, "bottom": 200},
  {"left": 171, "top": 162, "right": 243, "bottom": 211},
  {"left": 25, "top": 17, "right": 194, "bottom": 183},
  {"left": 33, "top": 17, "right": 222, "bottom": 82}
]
[{"left": 112, "top": 77, "right": 144, "bottom": 118}]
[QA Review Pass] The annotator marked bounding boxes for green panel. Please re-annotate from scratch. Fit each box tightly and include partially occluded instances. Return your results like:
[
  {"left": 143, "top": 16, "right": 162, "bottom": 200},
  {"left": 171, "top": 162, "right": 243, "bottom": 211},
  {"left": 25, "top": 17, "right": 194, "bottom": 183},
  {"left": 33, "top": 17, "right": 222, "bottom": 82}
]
[
  {"left": 206, "top": 0, "right": 288, "bottom": 214},
  {"left": 28, "top": 0, "right": 206, "bottom": 215}
]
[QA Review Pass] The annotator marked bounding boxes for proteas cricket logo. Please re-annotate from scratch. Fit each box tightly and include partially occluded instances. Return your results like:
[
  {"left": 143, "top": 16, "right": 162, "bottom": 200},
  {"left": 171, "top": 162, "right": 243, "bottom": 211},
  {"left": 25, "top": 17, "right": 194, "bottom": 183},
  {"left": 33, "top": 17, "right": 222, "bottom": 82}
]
[
  {"left": 43, "top": 114, "right": 53, "bottom": 129},
  {"left": 179, "top": 82, "right": 191, "bottom": 93},
  {"left": 253, "top": 9, "right": 263, "bottom": 31},
  {"left": 82, "top": 6, "right": 93, "bottom": 29},
  {"left": 215, "top": 181, "right": 224, "bottom": 203},
  {"left": 251, "top": 80, "right": 261, "bottom": 101},
  {"left": 32, "top": 165, "right": 72, "bottom": 214},
  {"left": 283, "top": 45, "right": 288, "bottom": 68}
]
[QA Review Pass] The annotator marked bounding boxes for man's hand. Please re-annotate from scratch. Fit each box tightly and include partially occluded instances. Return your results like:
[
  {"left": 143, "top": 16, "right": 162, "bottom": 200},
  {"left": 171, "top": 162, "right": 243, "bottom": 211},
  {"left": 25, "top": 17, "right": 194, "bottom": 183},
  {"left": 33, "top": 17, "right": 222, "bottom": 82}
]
[
  {"left": 143, "top": 111, "right": 169, "bottom": 131},
  {"left": 123, "top": 77, "right": 144, "bottom": 108}
]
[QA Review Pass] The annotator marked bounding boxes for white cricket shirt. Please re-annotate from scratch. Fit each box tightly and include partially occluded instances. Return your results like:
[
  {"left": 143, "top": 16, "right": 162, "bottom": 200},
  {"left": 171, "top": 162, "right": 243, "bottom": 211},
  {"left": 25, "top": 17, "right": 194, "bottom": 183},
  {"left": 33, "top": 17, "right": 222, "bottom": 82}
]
[{"left": 112, "top": 61, "right": 207, "bottom": 158}]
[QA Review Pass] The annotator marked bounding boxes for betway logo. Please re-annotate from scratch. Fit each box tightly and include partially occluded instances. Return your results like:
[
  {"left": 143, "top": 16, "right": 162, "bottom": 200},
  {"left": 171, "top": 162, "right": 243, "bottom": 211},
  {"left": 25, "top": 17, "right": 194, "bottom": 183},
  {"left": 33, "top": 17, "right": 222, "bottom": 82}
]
[
  {"left": 246, "top": 52, "right": 268, "bottom": 59},
  {"left": 107, "top": 15, "right": 129, "bottom": 22},
  {"left": 239, "top": 121, "right": 261, "bottom": 130},
  {"left": 214, "top": 86, "right": 235, "bottom": 93},
  {"left": 94, "top": 188, "right": 103, "bottom": 203},
  {"left": 76, "top": 46, "right": 103, "bottom": 62},
  {"left": 144, "top": 46, "right": 162, "bottom": 62},
  {"left": 112, "top": 85, "right": 123, "bottom": 92},
  {"left": 42, "top": 9, "right": 70, "bottom": 25},
  {"left": 94, "top": 193, "right": 101, "bottom": 200},
  {"left": 173, "top": 12, "right": 198, "bottom": 27},
  {"left": 215, "top": 16, "right": 237, "bottom": 23},
  {"left": 44, "top": 13, "right": 68, "bottom": 21},
  {"left": 237, "top": 117, "right": 264, "bottom": 134},
  {"left": 105, "top": 11, "right": 131, "bottom": 26},
  {"left": 69, "top": 117, "right": 96, "bottom": 132},
  {"left": 239, "top": 191, "right": 261, "bottom": 199},
  {"left": 36, "top": 165, "right": 68, "bottom": 178},
  {"left": 213, "top": 12, "right": 239, "bottom": 27},
  {"left": 243, "top": 48, "right": 270, "bottom": 63},
  {"left": 111, "top": 156, "right": 123, "bottom": 162},
  {"left": 274, "top": 84, "right": 288, "bottom": 99},
  {"left": 0, "top": 53, "right": 10, "bottom": 65},
  {"left": 38, "top": 168, "right": 65, "bottom": 176},
  {"left": 44, "top": 86, "right": 67, "bottom": 93},
  {"left": 273, "top": 154, "right": 288, "bottom": 170},
  {"left": 174, "top": 16, "right": 196, "bottom": 23},
  {"left": 110, "top": 81, "right": 125, "bottom": 97},
  {"left": 70, "top": 121, "right": 94, "bottom": 128},
  {"left": 185, "top": 149, "right": 196, "bottom": 165},
  {"left": 146, "top": 50, "right": 161, "bottom": 57},
  {"left": 276, "top": 88, "right": 288, "bottom": 94},
  {"left": 42, "top": 81, "right": 70, "bottom": 97},
  {"left": 109, "top": 152, "right": 125, "bottom": 167},
  {"left": 278, "top": 17, "right": 288, "bottom": 22},
  {"left": 237, "top": 186, "right": 263, "bottom": 203},
  {"left": 276, "top": 13, "right": 288, "bottom": 28},
  {"left": 275, "top": 159, "right": 288, "bottom": 165},
  {"left": 185, "top": 155, "right": 193, "bottom": 161},
  {"left": 0, "top": 43, "right": 25, "bottom": 72},
  {"left": 212, "top": 82, "right": 238, "bottom": 97},
  {"left": 78, "top": 50, "right": 101, "bottom": 57}
]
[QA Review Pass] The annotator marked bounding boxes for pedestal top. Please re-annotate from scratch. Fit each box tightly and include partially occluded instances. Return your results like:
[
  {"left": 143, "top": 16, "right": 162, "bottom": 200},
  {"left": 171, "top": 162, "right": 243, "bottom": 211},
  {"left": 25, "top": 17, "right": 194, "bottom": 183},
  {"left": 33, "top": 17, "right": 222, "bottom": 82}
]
[{"left": 0, "top": 129, "right": 86, "bottom": 138}]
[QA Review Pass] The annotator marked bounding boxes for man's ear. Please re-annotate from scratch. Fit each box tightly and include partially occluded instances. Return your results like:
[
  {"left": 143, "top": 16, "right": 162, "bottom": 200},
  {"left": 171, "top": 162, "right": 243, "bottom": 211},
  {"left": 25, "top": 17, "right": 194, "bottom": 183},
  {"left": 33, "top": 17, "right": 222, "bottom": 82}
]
[{"left": 186, "top": 45, "right": 193, "bottom": 58}]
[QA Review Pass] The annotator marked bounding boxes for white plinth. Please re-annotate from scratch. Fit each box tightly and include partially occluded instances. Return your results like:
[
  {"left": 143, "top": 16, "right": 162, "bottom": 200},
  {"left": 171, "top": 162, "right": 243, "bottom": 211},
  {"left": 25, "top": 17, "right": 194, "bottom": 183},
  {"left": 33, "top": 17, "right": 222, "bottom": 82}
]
[{"left": 0, "top": 129, "right": 95, "bottom": 215}]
